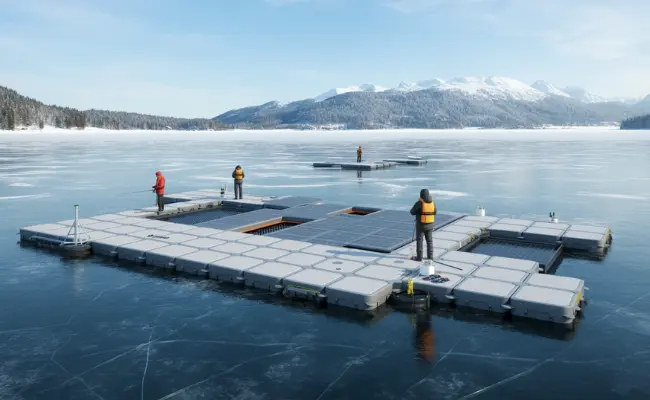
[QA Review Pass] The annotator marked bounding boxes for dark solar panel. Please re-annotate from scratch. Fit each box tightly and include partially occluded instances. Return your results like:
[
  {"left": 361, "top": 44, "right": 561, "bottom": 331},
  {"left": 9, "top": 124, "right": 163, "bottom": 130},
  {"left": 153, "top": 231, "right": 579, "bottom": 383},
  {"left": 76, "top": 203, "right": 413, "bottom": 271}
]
[{"left": 164, "top": 209, "right": 241, "bottom": 225}]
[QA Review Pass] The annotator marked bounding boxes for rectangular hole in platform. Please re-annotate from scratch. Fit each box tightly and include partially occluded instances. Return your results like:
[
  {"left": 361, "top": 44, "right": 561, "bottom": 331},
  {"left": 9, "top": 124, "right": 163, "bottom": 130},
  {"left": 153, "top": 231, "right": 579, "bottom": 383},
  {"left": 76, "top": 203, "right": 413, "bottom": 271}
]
[
  {"left": 345, "top": 206, "right": 381, "bottom": 216},
  {"left": 346, "top": 210, "right": 370, "bottom": 216},
  {"left": 243, "top": 220, "right": 302, "bottom": 235}
]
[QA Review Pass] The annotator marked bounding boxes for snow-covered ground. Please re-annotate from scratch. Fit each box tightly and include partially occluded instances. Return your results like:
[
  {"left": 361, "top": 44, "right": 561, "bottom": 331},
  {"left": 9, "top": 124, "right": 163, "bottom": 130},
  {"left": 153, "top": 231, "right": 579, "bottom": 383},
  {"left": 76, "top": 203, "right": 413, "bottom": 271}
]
[{"left": 1, "top": 125, "right": 648, "bottom": 142}]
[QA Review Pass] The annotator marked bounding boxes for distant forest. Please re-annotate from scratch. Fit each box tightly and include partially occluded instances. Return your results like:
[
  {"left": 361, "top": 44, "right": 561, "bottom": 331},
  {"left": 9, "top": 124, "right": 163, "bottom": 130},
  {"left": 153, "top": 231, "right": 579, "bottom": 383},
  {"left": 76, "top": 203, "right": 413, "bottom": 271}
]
[
  {"left": 0, "top": 85, "right": 231, "bottom": 131},
  {"left": 620, "top": 114, "right": 650, "bottom": 129}
]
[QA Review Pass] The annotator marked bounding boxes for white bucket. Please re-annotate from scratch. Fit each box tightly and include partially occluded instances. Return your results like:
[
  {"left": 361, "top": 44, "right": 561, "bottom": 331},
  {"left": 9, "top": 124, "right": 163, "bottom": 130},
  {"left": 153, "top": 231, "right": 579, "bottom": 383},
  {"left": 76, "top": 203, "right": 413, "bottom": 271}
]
[{"left": 419, "top": 261, "right": 435, "bottom": 276}]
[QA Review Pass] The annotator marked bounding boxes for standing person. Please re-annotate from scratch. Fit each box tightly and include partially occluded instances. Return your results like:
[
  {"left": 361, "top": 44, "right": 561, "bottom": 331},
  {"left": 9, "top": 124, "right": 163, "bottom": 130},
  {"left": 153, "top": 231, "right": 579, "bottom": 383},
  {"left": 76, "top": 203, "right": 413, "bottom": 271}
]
[
  {"left": 409, "top": 188, "right": 436, "bottom": 261},
  {"left": 232, "top": 165, "right": 245, "bottom": 199},
  {"left": 152, "top": 171, "right": 166, "bottom": 214},
  {"left": 357, "top": 145, "right": 363, "bottom": 163}
]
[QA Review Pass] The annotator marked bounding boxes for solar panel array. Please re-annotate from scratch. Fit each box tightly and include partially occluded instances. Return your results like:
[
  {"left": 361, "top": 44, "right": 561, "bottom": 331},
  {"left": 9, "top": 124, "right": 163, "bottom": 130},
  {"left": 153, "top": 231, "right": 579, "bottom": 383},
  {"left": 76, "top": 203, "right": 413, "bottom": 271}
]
[
  {"left": 279, "top": 203, "right": 351, "bottom": 222},
  {"left": 163, "top": 195, "right": 464, "bottom": 253},
  {"left": 165, "top": 209, "right": 241, "bottom": 225},
  {"left": 263, "top": 196, "right": 322, "bottom": 210},
  {"left": 197, "top": 208, "right": 285, "bottom": 230},
  {"left": 267, "top": 209, "right": 464, "bottom": 253}
]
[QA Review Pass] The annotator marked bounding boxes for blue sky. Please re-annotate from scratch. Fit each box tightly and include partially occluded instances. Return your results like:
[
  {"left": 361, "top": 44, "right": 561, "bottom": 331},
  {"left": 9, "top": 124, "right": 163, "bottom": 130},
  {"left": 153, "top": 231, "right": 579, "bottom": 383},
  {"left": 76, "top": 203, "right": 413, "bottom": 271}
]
[{"left": 1, "top": 0, "right": 649, "bottom": 117}]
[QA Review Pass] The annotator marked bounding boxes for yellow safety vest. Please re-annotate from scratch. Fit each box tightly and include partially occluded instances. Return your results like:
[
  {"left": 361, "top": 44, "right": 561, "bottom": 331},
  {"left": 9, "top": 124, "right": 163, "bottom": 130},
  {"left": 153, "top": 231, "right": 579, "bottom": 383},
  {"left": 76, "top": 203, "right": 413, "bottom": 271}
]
[
  {"left": 234, "top": 168, "right": 243, "bottom": 180},
  {"left": 419, "top": 198, "right": 435, "bottom": 224}
]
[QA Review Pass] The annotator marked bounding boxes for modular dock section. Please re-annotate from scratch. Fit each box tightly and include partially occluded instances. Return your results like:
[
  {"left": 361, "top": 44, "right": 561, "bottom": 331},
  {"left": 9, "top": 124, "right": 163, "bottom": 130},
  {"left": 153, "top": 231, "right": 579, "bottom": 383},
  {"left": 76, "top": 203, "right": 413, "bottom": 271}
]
[
  {"left": 382, "top": 158, "right": 428, "bottom": 165},
  {"left": 313, "top": 161, "right": 396, "bottom": 170},
  {"left": 19, "top": 190, "right": 612, "bottom": 328}
]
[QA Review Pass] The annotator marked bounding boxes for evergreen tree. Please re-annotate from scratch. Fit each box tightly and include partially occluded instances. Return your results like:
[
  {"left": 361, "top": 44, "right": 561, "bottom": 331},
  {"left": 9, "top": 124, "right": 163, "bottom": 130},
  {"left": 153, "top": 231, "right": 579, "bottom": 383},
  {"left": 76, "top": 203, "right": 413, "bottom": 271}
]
[{"left": 7, "top": 108, "right": 15, "bottom": 130}]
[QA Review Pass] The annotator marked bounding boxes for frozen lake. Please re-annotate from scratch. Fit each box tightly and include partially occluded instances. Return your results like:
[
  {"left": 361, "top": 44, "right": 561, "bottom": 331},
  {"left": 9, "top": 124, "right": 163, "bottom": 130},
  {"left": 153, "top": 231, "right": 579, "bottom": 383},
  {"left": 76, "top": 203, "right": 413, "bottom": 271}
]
[{"left": 1, "top": 128, "right": 650, "bottom": 399}]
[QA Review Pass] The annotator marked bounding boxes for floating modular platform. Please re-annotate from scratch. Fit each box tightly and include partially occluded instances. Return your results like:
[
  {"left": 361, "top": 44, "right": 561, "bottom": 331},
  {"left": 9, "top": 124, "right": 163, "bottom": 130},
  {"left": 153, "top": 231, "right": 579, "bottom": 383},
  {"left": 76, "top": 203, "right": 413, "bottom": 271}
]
[
  {"left": 313, "top": 161, "right": 396, "bottom": 170},
  {"left": 382, "top": 158, "right": 428, "bottom": 165},
  {"left": 19, "top": 189, "right": 612, "bottom": 328}
]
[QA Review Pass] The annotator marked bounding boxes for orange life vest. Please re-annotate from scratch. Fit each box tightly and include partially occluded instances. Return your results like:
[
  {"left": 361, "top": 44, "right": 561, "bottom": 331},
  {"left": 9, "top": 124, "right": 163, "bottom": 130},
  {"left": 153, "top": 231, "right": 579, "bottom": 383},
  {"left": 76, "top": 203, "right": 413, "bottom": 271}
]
[
  {"left": 419, "top": 198, "right": 435, "bottom": 224},
  {"left": 234, "top": 168, "right": 243, "bottom": 180}
]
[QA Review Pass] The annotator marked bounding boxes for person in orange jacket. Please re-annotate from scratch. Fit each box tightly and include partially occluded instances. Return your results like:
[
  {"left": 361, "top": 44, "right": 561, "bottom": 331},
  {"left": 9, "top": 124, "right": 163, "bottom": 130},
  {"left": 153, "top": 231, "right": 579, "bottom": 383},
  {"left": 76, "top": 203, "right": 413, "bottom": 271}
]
[
  {"left": 357, "top": 145, "right": 363, "bottom": 163},
  {"left": 152, "top": 171, "right": 166, "bottom": 213}
]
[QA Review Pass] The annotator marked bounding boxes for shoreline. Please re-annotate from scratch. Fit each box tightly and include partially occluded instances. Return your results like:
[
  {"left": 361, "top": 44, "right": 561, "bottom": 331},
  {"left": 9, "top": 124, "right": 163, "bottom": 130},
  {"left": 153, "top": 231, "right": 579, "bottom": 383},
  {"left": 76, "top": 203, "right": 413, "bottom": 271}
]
[{"left": 1, "top": 125, "right": 649, "bottom": 142}]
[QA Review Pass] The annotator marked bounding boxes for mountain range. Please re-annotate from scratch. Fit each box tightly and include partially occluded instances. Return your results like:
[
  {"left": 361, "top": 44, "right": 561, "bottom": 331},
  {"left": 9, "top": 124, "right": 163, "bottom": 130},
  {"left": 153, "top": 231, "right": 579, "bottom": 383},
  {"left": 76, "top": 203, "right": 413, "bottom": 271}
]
[
  {"left": 214, "top": 76, "right": 650, "bottom": 129},
  {"left": 2, "top": 77, "right": 650, "bottom": 131},
  {"left": 312, "top": 77, "right": 645, "bottom": 104}
]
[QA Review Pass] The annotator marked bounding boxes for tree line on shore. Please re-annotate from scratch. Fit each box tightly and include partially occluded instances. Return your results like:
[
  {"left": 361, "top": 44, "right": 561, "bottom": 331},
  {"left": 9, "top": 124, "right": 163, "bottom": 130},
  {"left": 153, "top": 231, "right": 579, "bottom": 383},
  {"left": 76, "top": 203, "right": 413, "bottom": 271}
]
[{"left": 0, "top": 85, "right": 230, "bottom": 131}]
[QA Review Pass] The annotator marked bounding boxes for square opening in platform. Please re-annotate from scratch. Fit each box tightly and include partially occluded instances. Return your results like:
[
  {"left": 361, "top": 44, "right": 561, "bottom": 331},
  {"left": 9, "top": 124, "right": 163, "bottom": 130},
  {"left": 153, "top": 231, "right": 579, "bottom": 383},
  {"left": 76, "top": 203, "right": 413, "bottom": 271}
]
[
  {"left": 466, "top": 238, "right": 562, "bottom": 272},
  {"left": 242, "top": 220, "right": 303, "bottom": 235},
  {"left": 344, "top": 206, "right": 381, "bottom": 216},
  {"left": 162, "top": 208, "right": 243, "bottom": 225}
]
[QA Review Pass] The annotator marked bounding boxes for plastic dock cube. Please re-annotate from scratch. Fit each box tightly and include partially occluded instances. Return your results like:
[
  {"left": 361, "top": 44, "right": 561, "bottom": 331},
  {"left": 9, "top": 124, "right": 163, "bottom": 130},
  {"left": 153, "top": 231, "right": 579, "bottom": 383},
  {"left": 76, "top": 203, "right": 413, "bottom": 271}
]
[
  {"left": 244, "top": 262, "right": 303, "bottom": 291},
  {"left": 208, "top": 255, "right": 264, "bottom": 282},
  {"left": 510, "top": 285, "right": 581, "bottom": 325},
  {"left": 175, "top": 250, "right": 230, "bottom": 276},
  {"left": 453, "top": 277, "right": 518, "bottom": 313},
  {"left": 409, "top": 273, "right": 465, "bottom": 304},
  {"left": 325, "top": 276, "right": 393, "bottom": 310}
]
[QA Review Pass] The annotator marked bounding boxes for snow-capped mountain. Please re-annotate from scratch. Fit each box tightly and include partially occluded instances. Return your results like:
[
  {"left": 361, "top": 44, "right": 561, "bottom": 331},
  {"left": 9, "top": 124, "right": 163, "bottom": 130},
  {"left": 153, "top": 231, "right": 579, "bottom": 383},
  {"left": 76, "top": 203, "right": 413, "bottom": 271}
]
[
  {"left": 317, "top": 76, "right": 546, "bottom": 102},
  {"left": 531, "top": 80, "right": 570, "bottom": 97},
  {"left": 313, "top": 76, "right": 643, "bottom": 105},
  {"left": 440, "top": 77, "right": 547, "bottom": 102},
  {"left": 394, "top": 78, "right": 446, "bottom": 92},
  {"left": 562, "top": 86, "right": 607, "bottom": 103},
  {"left": 313, "top": 84, "right": 388, "bottom": 102}
]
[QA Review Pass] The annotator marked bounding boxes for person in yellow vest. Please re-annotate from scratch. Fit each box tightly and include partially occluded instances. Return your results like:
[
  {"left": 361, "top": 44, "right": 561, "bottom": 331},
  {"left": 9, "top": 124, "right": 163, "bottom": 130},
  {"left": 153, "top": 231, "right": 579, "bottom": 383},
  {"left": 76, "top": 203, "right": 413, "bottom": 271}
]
[
  {"left": 356, "top": 145, "right": 363, "bottom": 163},
  {"left": 231, "top": 165, "right": 245, "bottom": 199},
  {"left": 409, "top": 188, "right": 436, "bottom": 261}
]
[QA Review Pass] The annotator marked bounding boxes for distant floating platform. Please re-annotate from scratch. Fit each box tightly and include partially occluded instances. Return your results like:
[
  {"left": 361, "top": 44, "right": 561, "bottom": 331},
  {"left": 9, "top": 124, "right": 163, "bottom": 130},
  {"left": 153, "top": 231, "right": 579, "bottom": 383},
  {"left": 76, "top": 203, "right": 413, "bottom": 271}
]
[
  {"left": 382, "top": 158, "right": 428, "bottom": 165},
  {"left": 19, "top": 191, "right": 613, "bottom": 328},
  {"left": 313, "top": 161, "right": 396, "bottom": 170}
]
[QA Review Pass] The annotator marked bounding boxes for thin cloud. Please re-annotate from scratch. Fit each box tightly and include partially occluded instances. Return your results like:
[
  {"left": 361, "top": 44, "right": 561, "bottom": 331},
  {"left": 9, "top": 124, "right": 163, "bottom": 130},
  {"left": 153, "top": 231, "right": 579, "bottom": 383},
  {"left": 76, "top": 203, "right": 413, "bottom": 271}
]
[{"left": 383, "top": 0, "right": 650, "bottom": 62}]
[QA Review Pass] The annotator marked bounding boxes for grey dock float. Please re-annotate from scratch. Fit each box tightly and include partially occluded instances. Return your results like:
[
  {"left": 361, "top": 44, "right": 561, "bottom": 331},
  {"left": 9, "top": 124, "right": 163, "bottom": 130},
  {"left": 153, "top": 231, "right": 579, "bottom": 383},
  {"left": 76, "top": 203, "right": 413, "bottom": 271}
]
[
  {"left": 174, "top": 250, "right": 230, "bottom": 276},
  {"left": 453, "top": 277, "right": 519, "bottom": 314},
  {"left": 244, "top": 262, "right": 303, "bottom": 292},
  {"left": 283, "top": 269, "right": 343, "bottom": 301},
  {"left": 410, "top": 272, "right": 465, "bottom": 303},
  {"left": 484, "top": 256, "right": 540, "bottom": 274},
  {"left": 326, "top": 276, "right": 394, "bottom": 311},
  {"left": 145, "top": 244, "right": 198, "bottom": 269},
  {"left": 18, "top": 190, "right": 613, "bottom": 328},
  {"left": 208, "top": 255, "right": 264, "bottom": 282},
  {"left": 510, "top": 285, "right": 581, "bottom": 324},
  {"left": 471, "top": 266, "right": 529, "bottom": 285},
  {"left": 382, "top": 158, "right": 428, "bottom": 165},
  {"left": 313, "top": 161, "right": 396, "bottom": 170}
]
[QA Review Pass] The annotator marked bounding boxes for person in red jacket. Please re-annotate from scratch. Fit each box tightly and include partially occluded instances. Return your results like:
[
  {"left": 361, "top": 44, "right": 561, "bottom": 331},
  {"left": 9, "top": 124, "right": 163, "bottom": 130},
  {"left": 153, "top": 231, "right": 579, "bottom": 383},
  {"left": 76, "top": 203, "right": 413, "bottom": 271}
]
[{"left": 152, "top": 171, "right": 166, "bottom": 213}]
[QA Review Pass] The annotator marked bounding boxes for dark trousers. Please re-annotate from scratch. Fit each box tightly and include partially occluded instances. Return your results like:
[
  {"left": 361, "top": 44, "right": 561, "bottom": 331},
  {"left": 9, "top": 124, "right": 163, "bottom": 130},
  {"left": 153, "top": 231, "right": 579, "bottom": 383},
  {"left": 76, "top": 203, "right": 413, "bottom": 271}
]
[
  {"left": 156, "top": 194, "right": 164, "bottom": 212},
  {"left": 234, "top": 181, "right": 243, "bottom": 199},
  {"left": 357, "top": 154, "right": 362, "bottom": 162},
  {"left": 415, "top": 224, "right": 433, "bottom": 260}
]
